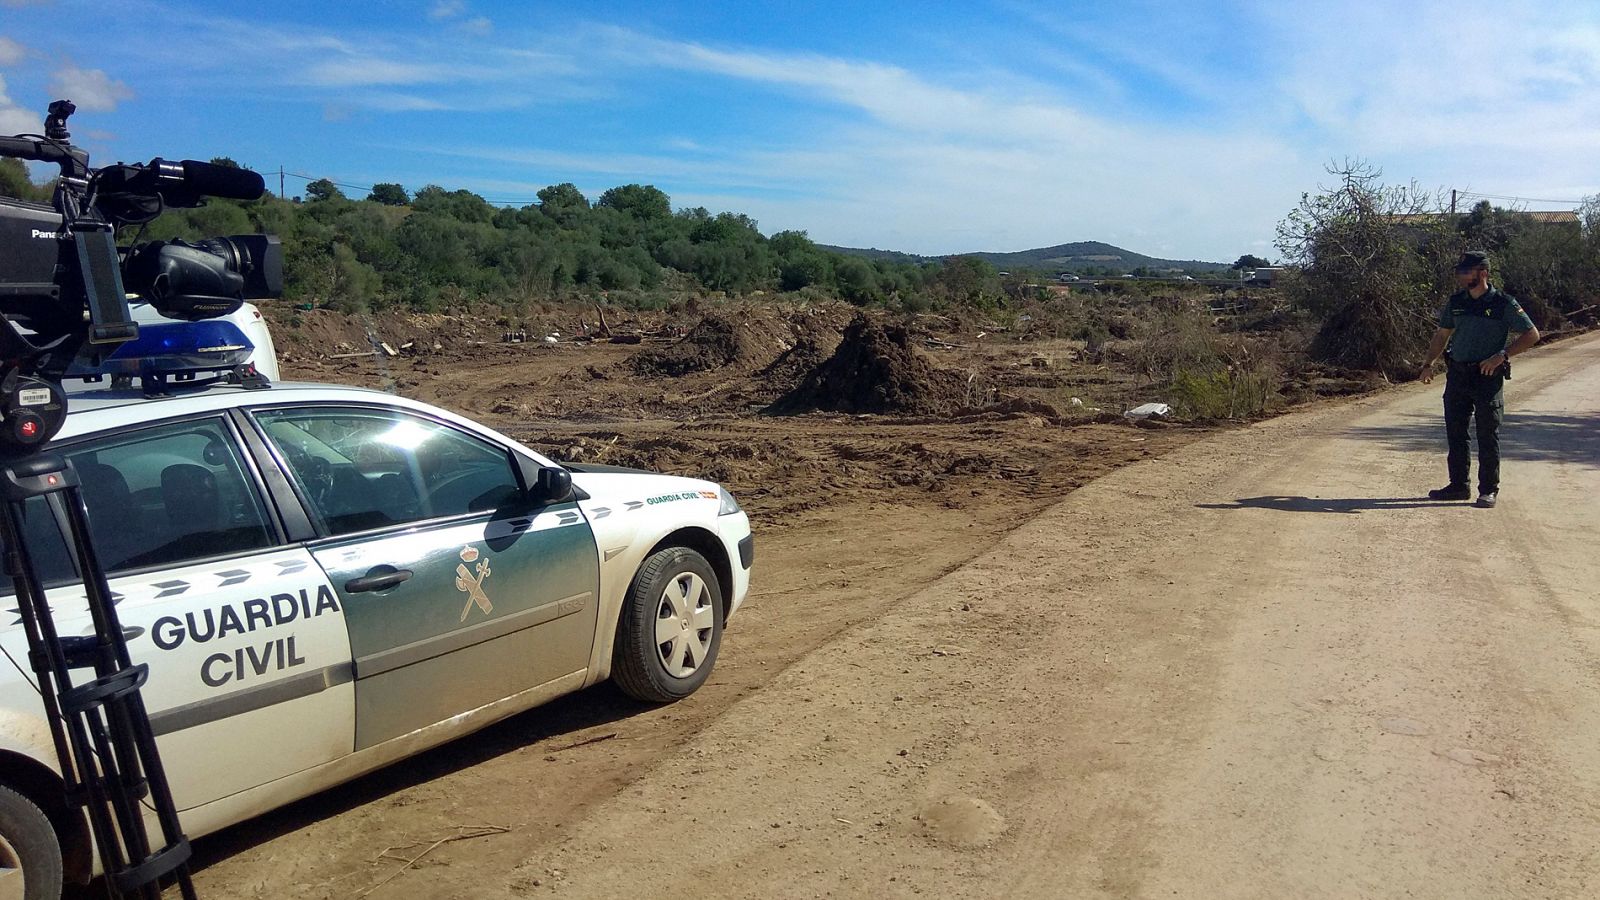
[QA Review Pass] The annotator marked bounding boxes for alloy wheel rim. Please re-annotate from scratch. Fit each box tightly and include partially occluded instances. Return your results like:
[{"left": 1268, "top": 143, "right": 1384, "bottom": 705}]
[
  {"left": 0, "top": 831, "right": 26, "bottom": 900},
  {"left": 655, "top": 572, "right": 715, "bottom": 678}
]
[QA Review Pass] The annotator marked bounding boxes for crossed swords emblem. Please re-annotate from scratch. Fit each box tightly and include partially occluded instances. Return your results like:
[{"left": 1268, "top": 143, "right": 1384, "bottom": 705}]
[{"left": 456, "top": 546, "right": 493, "bottom": 622}]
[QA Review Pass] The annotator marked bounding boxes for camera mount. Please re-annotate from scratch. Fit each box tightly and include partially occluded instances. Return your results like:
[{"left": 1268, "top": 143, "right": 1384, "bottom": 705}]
[{"left": 0, "top": 99, "right": 284, "bottom": 898}]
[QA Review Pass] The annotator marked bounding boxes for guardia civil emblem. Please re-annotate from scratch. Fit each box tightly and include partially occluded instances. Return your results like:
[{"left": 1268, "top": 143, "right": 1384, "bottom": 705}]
[{"left": 456, "top": 545, "right": 493, "bottom": 622}]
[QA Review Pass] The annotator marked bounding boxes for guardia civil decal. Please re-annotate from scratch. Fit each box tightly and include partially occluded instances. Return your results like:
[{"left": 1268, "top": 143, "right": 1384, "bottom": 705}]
[{"left": 456, "top": 545, "right": 494, "bottom": 622}]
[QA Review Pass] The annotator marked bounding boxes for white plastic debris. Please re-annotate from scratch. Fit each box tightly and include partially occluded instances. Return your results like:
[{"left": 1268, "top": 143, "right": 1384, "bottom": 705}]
[
  {"left": 1123, "top": 402, "right": 1172, "bottom": 421},
  {"left": 543, "top": 335, "right": 559, "bottom": 344},
  {"left": 1069, "top": 397, "right": 1084, "bottom": 408}
]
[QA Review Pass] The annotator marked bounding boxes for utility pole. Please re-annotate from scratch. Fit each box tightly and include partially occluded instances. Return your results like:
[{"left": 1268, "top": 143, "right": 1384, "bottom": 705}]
[
  {"left": 279, "top": 165, "right": 285, "bottom": 199},
  {"left": 1450, "top": 189, "right": 1456, "bottom": 215}
]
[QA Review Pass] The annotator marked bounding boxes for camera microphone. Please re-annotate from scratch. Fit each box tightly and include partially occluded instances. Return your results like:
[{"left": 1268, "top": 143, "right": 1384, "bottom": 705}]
[
  {"left": 95, "top": 158, "right": 265, "bottom": 206},
  {"left": 170, "top": 159, "right": 265, "bottom": 201}
]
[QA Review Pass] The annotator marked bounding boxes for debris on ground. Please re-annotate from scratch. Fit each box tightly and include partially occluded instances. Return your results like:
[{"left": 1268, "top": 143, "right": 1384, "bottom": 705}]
[{"left": 1124, "top": 402, "right": 1173, "bottom": 421}]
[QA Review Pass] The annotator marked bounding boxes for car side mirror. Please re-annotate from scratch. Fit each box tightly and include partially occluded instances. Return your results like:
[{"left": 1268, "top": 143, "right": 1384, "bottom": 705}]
[
  {"left": 515, "top": 454, "right": 574, "bottom": 505},
  {"left": 532, "top": 467, "right": 574, "bottom": 505}
]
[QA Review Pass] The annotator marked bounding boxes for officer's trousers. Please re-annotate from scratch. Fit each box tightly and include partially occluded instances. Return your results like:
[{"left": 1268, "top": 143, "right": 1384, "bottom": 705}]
[{"left": 1444, "top": 360, "right": 1505, "bottom": 492}]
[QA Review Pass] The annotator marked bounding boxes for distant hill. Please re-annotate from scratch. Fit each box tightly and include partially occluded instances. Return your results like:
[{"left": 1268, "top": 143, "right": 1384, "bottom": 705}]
[
  {"left": 821, "top": 240, "right": 1228, "bottom": 274},
  {"left": 815, "top": 245, "right": 929, "bottom": 265}
]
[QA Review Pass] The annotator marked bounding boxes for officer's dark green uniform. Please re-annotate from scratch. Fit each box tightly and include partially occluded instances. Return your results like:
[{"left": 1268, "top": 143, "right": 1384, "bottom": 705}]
[{"left": 1437, "top": 279, "right": 1535, "bottom": 495}]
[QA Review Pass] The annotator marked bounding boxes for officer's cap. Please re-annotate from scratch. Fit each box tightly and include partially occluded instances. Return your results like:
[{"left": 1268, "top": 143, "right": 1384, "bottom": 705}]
[{"left": 1455, "top": 250, "right": 1490, "bottom": 271}]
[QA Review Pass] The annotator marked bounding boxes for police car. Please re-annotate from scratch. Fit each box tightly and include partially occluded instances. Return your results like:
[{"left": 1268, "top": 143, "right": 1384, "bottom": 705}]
[{"left": 0, "top": 378, "right": 753, "bottom": 894}]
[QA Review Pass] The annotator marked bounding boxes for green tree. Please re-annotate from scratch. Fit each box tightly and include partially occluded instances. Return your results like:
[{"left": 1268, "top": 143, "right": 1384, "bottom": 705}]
[
  {"left": 208, "top": 156, "right": 245, "bottom": 169},
  {"left": 304, "top": 178, "right": 345, "bottom": 202},
  {"left": 833, "top": 257, "right": 880, "bottom": 304},
  {"left": 1457, "top": 200, "right": 1528, "bottom": 255},
  {"left": 367, "top": 182, "right": 409, "bottom": 206},
  {"left": 770, "top": 230, "right": 833, "bottom": 291},
  {"left": 411, "top": 185, "right": 491, "bottom": 222},
  {"left": 0, "top": 158, "right": 45, "bottom": 202},
  {"left": 930, "top": 256, "right": 1001, "bottom": 306},
  {"left": 537, "top": 183, "right": 589, "bottom": 227},
  {"left": 597, "top": 184, "right": 671, "bottom": 221},
  {"left": 1498, "top": 220, "right": 1597, "bottom": 325},
  {"left": 1231, "top": 253, "right": 1271, "bottom": 270}
]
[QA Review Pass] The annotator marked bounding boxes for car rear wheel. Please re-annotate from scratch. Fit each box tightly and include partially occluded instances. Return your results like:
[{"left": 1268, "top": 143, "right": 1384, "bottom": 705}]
[
  {"left": 0, "top": 786, "right": 61, "bottom": 900},
  {"left": 613, "top": 547, "right": 723, "bottom": 703}
]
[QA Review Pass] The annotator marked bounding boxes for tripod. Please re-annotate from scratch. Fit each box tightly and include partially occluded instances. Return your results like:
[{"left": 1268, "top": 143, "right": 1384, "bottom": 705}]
[{"left": 0, "top": 453, "right": 197, "bottom": 899}]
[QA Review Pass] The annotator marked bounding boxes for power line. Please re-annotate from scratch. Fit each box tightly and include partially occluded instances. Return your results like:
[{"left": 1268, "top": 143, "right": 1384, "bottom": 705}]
[{"left": 1456, "top": 190, "right": 1588, "bottom": 206}]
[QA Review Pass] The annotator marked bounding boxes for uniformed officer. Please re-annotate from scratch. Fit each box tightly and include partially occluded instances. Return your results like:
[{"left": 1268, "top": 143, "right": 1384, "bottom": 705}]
[{"left": 1416, "top": 250, "right": 1540, "bottom": 508}]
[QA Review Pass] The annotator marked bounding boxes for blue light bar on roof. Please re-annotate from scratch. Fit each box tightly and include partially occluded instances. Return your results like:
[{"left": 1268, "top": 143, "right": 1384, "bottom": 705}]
[{"left": 67, "top": 320, "right": 256, "bottom": 379}]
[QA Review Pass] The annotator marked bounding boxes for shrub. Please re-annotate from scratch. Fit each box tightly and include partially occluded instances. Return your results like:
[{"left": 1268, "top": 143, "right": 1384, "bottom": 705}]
[
  {"left": 1130, "top": 308, "right": 1225, "bottom": 381},
  {"left": 1276, "top": 161, "right": 1447, "bottom": 377},
  {"left": 1170, "top": 361, "right": 1277, "bottom": 419}
]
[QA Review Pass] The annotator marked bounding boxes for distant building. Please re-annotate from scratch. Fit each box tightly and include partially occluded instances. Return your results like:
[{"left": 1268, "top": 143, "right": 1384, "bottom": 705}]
[{"left": 1387, "top": 210, "right": 1580, "bottom": 227}]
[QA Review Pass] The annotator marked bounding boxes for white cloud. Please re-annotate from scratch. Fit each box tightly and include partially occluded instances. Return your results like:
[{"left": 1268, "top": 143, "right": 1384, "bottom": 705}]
[
  {"left": 0, "top": 36, "right": 28, "bottom": 66},
  {"left": 0, "top": 74, "right": 42, "bottom": 136},
  {"left": 1254, "top": 0, "right": 1600, "bottom": 198},
  {"left": 460, "top": 16, "right": 493, "bottom": 36},
  {"left": 568, "top": 30, "right": 1310, "bottom": 257},
  {"left": 428, "top": 0, "right": 465, "bottom": 20},
  {"left": 47, "top": 64, "right": 133, "bottom": 112},
  {"left": 302, "top": 58, "right": 461, "bottom": 88},
  {"left": 364, "top": 92, "right": 454, "bottom": 112}
]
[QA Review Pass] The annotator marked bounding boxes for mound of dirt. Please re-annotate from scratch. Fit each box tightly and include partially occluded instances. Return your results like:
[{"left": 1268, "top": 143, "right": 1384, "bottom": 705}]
[
  {"left": 760, "top": 336, "right": 834, "bottom": 389},
  {"left": 631, "top": 313, "right": 746, "bottom": 377},
  {"left": 771, "top": 316, "right": 970, "bottom": 415}
]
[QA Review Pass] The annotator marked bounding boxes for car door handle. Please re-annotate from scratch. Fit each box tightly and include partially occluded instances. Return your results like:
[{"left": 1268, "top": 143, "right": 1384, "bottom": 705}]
[{"left": 345, "top": 566, "right": 414, "bottom": 593}]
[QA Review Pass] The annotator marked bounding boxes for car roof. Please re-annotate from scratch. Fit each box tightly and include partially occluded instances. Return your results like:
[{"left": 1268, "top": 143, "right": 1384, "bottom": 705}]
[
  {"left": 51, "top": 382, "right": 553, "bottom": 467},
  {"left": 61, "top": 380, "right": 383, "bottom": 413},
  {"left": 60, "top": 381, "right": 386, "bottom": 415}
]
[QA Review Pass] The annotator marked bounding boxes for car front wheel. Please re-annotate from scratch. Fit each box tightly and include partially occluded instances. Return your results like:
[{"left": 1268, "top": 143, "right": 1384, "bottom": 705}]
[
  {"left": 612, "top": 547, "right": 724, "bottom": 703},
  {"left": 0, "top": 786, "right": 62, "bottom": 900}
]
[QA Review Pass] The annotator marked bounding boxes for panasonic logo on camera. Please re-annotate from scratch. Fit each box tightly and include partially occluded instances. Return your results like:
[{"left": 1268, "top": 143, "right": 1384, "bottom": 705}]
[{"left": 30, "top": 229, "right": 60, "bottom": 239}]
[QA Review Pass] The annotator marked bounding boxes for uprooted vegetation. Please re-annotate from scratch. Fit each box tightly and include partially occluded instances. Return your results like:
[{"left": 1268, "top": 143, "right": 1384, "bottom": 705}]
[{"left": 266, "top": 279, "right": 1357, "bottom": 432}]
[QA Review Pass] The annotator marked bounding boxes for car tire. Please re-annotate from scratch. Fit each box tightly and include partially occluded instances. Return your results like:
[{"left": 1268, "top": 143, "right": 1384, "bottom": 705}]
[
  {"left": 612, "top": 547, "right": 724, "bottom": 703},
  {"left": 0, "top": 785, "right": 62, "bottom": 900}
]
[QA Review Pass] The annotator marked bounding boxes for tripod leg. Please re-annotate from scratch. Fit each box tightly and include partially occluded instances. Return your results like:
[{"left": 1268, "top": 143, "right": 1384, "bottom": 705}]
[
  {"left": 0, "top": 500, "right": 134, "bottom": 879},
  {"left": 0, "top": 460, "right": 198, "bottom": 898}
]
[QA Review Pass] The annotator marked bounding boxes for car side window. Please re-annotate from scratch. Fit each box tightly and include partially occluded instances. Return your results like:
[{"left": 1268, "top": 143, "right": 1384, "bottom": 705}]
[
  {"left": 0, "top": 418, "right": 277, "bottom": 587},
  {"left": 253, "top": 408, "right": 522, "bottom": 537},
  {"left": 0, "top": 498, "right": 76, "bottom": 590}
]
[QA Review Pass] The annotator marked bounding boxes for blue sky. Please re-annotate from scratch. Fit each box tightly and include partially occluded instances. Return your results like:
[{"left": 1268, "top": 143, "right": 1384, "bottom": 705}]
[{"left": 3, "top": 0, "right": 1598, "bottom": 261}]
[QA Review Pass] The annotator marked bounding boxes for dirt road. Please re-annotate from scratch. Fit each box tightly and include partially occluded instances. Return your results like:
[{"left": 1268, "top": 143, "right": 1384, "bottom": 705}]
[
  {"left": 192, "top": 330, "right": 1600, "bottom": 899},
  {"left": 483, "top": 332, "right": 1600, "bottom": 899}
]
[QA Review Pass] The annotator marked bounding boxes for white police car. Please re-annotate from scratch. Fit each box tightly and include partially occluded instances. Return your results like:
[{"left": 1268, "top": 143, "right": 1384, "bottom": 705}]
[{"left": 0, "top": 379, "right": 752, "bottom": 895}]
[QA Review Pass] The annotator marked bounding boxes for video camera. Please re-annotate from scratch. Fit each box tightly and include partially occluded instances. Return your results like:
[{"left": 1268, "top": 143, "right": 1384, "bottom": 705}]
[{"left": 0, "top": 100, "right": 282, "bottom": 455}]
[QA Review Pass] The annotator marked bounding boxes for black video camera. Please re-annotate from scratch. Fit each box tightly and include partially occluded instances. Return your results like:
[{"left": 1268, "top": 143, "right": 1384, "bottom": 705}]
[{"left": 0, "top": 100, "right": 282, "bottom": 453}]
